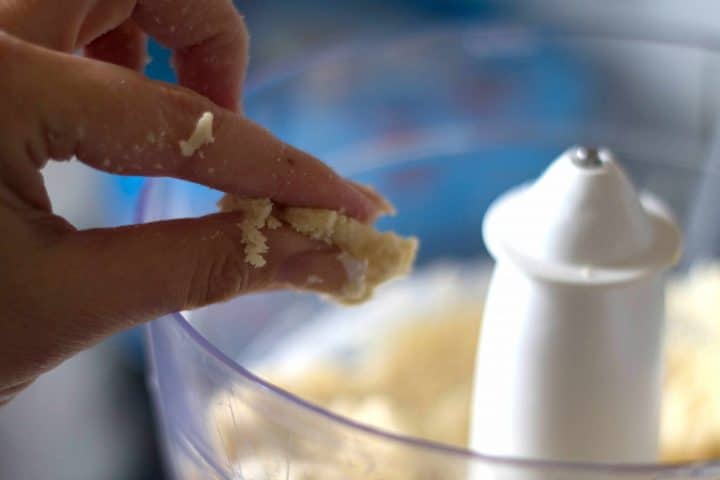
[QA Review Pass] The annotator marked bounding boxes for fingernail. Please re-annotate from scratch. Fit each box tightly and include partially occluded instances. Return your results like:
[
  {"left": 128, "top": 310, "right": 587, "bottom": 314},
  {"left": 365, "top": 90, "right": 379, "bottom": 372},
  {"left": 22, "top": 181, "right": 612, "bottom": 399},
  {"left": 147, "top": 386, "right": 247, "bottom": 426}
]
[{"left": 349, "top": 181, "right": 396, "bottom": 219}]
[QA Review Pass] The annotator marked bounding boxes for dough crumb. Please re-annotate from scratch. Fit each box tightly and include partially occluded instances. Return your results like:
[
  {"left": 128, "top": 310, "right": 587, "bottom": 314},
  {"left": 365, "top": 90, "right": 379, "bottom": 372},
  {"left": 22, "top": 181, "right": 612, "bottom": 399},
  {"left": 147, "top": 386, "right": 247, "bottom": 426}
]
[
  {"left": 235, "top": 198, "right": 273, "bottom": 268},
  {"left": 179, "top": 111, "right": 215, "bottom": 157},
  {"left": 218, "top": 194, "right": 418, "bottom": 304},
  {"left": 283, "top": 209, "right": 338, "bottom": 242},
  {"left": 266, "top": 216, "right": 282, "bottom": 230}
]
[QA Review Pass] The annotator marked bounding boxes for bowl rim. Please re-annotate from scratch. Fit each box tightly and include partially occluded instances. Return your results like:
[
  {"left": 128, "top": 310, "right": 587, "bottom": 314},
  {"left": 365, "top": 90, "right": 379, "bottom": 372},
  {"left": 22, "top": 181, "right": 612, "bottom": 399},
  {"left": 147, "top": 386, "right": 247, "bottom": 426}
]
[{"left": 140, "top": 23, "right": 720, "bottom": 476}]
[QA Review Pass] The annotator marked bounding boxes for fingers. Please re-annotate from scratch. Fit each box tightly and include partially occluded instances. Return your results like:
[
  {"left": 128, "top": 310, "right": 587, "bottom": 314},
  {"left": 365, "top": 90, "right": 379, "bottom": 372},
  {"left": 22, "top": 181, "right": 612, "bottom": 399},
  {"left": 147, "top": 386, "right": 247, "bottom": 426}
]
[
  {"left": 84, "top": 19, "right": 147, "bottom": 72},
  {"left": 0, "top": 33, "right": 386, "bottom": 221},
  {"left": 0, "top": 0, "right": 247, "bottom": 110},
  {"left": 133, "top": 0, "right": 248, "bottom": 110}
]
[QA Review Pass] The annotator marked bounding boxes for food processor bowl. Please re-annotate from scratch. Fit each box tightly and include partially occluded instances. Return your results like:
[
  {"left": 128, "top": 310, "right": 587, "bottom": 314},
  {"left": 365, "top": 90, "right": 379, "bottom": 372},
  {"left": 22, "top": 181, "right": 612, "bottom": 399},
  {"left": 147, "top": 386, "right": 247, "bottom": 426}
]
[{"left": 140, "top": 24, "right": 720, "bottom": 479}]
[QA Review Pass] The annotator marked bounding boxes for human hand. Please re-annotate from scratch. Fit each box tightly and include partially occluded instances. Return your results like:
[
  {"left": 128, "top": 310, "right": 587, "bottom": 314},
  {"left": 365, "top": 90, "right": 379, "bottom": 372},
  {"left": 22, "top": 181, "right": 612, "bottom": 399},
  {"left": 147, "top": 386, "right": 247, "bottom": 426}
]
[{"left": 0, "top": 0, "right": 388, "bottom": 403}]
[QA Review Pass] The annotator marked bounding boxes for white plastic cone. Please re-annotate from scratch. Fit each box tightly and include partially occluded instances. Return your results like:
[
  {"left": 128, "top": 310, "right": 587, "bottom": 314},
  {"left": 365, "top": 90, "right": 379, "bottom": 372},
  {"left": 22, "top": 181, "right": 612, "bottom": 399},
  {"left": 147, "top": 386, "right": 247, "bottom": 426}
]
[{"left": 470, "top": 147, "right": 682, "bottom": 464}]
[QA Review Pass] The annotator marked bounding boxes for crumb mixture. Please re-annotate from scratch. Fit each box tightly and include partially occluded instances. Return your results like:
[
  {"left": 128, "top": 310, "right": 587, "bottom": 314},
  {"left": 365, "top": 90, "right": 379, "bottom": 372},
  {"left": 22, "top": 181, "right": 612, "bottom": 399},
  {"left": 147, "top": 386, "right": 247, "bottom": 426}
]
[
  {"left": 207, "top": 263, "right": 720, "bottom": 477},
  {"left": 218, "top": 194, "right": 418, "bottom": 304}
]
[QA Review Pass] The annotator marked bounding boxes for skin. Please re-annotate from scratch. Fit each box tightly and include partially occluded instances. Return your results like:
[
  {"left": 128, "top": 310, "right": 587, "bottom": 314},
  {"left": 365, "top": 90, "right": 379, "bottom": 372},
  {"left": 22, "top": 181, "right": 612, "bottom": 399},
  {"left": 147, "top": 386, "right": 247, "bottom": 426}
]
[{"left": 0, "top": 0, "right": 390, "bottom": 403}]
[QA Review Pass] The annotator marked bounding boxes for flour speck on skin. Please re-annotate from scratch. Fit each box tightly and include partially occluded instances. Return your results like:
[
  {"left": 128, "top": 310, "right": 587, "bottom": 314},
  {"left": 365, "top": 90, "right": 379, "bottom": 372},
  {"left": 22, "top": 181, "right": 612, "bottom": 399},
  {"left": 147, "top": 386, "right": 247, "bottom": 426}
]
[
  {"left": 307, "top": 275, "right": 324, "bottom": 285},
  {"left": 179, "top": 112, "right": 215, "bottom": 157}
]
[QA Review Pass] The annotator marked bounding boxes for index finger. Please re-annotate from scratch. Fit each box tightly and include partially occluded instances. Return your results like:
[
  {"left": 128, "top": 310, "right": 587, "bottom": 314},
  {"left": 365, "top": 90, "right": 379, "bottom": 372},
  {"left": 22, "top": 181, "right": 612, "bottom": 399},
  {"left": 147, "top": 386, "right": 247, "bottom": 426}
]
[
  {"left": 133, "top": 0, "right": 248, "bottom": 111},
  {"left": 1, "top": 33, "right": 384, "bottom": 221}
]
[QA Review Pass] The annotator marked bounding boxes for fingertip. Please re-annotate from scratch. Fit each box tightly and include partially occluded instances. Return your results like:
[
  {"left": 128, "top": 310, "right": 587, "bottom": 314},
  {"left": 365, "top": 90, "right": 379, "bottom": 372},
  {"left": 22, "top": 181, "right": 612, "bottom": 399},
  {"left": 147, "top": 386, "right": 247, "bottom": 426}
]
[
  {"left": 348, "top": 181, "right": 396, "bottom": 220},
  {"left": 134, "top": 0, "right": 249, "bottom": 112}
]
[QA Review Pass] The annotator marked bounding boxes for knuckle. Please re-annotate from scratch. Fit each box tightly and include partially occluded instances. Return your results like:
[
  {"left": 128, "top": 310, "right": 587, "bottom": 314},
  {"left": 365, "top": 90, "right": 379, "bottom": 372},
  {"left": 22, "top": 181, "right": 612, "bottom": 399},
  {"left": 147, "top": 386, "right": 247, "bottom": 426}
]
[
  {"left": 0, "top": 34, "right": 77, "bottom": 166},
  {"left": 40, "top": 117, "right": 76, "bottom": 162},
  {"left": 185, "top": 238, "right": 250, "bottom": 308},
  {"left": 208, "top": 10, "right": 248, "bottom": 54}
]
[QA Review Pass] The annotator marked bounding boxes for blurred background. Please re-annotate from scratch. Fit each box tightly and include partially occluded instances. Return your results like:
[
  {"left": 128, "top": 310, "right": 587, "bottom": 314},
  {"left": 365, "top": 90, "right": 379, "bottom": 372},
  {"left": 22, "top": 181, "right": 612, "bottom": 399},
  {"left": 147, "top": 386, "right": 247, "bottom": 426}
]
[{"left": 2, "top": 1, "right": 720, "bottom": 478}]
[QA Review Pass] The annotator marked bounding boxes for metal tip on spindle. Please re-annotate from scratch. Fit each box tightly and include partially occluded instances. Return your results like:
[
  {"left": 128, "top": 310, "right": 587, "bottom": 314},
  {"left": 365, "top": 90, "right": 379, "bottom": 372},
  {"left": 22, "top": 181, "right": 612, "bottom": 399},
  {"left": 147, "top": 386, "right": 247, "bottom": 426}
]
[{"left": 571, "top": 146, "right": 609, "bottom": 169}]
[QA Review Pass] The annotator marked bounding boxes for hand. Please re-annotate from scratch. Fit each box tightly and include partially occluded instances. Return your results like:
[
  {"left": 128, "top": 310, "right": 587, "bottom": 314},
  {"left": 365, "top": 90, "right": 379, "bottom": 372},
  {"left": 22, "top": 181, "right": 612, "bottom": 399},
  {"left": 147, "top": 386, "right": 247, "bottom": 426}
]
[{"left": 0, "top": 0, "right": 387, "bottom": 403}]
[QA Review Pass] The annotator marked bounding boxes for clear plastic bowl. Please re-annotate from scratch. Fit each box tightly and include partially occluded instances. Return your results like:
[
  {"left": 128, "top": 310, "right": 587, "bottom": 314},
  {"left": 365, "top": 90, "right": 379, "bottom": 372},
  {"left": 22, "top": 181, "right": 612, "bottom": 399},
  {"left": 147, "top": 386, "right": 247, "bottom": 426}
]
[{"left": 140, "top": 25, "right": 720, "bottom": 479}]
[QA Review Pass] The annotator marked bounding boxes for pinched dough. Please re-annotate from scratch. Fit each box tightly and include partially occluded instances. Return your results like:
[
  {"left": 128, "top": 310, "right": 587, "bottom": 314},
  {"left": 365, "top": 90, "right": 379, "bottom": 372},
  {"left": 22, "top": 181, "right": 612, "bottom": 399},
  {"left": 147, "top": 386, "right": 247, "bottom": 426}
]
[{"left": 218, "top": 194, "right": 418, "bottom": 304}]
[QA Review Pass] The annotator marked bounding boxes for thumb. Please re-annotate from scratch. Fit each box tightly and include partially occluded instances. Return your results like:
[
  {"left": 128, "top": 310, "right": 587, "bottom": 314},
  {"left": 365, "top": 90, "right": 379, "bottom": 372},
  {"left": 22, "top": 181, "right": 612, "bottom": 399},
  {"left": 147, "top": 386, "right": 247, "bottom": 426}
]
[{"left": 5, "top": 212, "right": 348, "bottom": 387}]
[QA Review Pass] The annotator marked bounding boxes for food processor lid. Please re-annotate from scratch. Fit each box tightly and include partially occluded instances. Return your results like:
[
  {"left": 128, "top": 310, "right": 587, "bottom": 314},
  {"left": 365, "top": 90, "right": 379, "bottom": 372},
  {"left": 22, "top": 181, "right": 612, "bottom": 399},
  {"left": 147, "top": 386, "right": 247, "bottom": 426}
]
[{"left": 483, "top": 146, "right": 682, "bottom": 284}]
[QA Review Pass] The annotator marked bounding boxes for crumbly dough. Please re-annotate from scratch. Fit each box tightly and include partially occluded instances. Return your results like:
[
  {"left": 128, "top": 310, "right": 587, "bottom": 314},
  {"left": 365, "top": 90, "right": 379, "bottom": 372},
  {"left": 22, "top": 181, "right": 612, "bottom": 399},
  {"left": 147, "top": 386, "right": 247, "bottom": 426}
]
[
  {"left": 232, "top": 198, "right": 274, "bottom": 268},
  {"left": 207, "top": 264, "right": 720, "bottom": 476},
  {"left": 179, "top": 111, "right": 214, "bottom": 157},
  {"left": 262, "top": 301, "right": 482, "bottom": 447},
  {"left": 218, "top": 194, "right": 418, "bottom": 304},
  {"left": 266, "top": 215, "right": 282, "bottom": 230},
  {"left": 661, "top": 263, "right": 720, "bottom": 462}
]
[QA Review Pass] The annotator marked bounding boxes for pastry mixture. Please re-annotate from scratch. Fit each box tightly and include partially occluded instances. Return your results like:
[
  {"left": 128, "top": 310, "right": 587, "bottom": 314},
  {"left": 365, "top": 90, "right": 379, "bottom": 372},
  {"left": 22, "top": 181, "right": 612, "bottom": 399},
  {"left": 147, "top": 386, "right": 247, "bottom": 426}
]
[
  {"left": 218, "top": 194, "right": 418, "bottom": 304},
  {"left": 208, "top": 263, "right": 720, "bottom": 476}
]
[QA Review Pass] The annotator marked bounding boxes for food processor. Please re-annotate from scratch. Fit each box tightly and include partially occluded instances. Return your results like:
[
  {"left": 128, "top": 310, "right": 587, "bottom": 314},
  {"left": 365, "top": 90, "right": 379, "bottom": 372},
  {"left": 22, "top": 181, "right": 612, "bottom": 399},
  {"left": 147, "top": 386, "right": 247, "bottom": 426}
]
[{"left": 139, "top": 25, "right": 720, "bottom": 479}]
